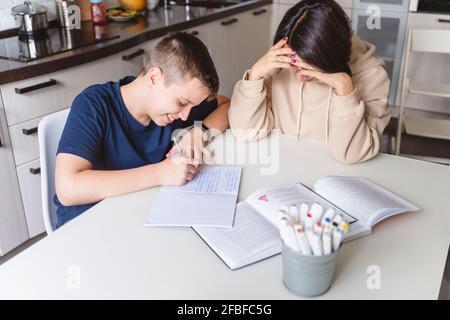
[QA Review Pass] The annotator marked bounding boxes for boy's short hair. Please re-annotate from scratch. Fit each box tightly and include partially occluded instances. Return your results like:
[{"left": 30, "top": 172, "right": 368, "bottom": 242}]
[{"left": 142, "top": 32, "right": 219, "bottom": 99}]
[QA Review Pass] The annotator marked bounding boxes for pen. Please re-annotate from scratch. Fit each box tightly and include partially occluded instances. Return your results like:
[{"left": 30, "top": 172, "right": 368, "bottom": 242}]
[
  {"left": 331, "top": 214, "right": 343, "bottom": 229},
  {"left": 171, "top": 136, "right": 183, "bottom": 156},
  {"left": 306, "top": 229, "right": 323, "bottom": 256},
  {"left": 279, "top": 218, "right": 300, "bottom": 252},
  {"left": 293, "top": 224, "right": 312, "bottom": 256},
  {"left": 321, "top": 208, "right": 336, "bottom": 227},
  {"left": 289, "top": 205, "right": 300, "bottom": 224},
  {"left": 322, "top": 225, "right": 333, "bottom": 255},
  {"left": 332, "top": 221, "right": 349, "bottom": 252},
  {"left": 277, "top": 209, "right": 291, "bottom": 227},
  {"left": 299, "top": 203, "right": 309, "bottom": 225},
  {"left": 310, "top": 202, "right": 324, "bottom": 223},
  {"left": 313, "top": 221, "right": 323, "bottom": 236}
]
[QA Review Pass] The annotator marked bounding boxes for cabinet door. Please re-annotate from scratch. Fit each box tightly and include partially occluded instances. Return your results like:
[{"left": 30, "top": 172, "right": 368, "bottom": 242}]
[
  {"left": 8, "top": 116, "right": 42, "bottom": 166},
  {"left": 209, "top": 13, "right": 248, "bottom": 97},
  {"left": 116, "top": 45, "right": 146, "bottom": 78},
  {"left": 242, "top": 5, "right": 273, "bottom": 69},
  {"left": 16, "top": 159, "right": 45, "bottom": 238},
  {"left": 352, "top": 9, "right": 407, "bottom": 106},
  {"left": 353, "top": 0, "right": 410, "bottom": 11},
  {"left": 0, "top": 105, "right": 29, "bottom": 256}
]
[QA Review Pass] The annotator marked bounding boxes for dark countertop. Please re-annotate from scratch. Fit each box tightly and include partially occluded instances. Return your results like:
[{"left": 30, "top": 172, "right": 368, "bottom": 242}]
[{"left": 0, "top": 0, "right": 271, "bottom": 85}]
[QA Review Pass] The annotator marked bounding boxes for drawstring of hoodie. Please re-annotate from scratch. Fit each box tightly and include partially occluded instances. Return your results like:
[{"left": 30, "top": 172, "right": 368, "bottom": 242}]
[
  {"left": 325, "top": 87, "right": 332, "bottom": 142},
  {"left": 296, "top": 81, "right": 304, "bottom": 140}
]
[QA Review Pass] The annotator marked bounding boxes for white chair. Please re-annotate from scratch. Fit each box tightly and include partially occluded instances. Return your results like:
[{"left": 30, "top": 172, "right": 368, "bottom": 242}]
[
  {"left": 38, "top": 108, "right": 70, "bottom": 234},
  {"left": 395, "top": 28, "right": 450, "bottom": 164}
]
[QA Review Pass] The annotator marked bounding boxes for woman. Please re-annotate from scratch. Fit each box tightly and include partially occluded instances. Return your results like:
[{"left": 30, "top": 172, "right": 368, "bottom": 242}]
[{"left": 229, "top": 0, "right": 391, "bottom": 164}]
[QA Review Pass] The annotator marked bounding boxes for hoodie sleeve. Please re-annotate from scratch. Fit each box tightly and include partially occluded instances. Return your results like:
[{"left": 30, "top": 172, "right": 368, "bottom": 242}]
[
  {"left": 228, "top": 70, "right": 274, "bottom": 141},
  {"left": 328, "top": 65, "right": 391, "bottom": 164}
]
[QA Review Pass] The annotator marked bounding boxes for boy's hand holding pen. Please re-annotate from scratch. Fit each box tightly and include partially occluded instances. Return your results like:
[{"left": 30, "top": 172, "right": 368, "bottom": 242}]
[
  {"left": 277, "top": 203, "right": 349, "bottom": 256},
  {"left": 167, "top": 126, "right": 214, "bottom": 165}
]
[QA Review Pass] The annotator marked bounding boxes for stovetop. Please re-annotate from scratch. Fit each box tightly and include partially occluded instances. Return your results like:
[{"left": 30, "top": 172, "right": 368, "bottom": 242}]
[{"left": 0, "top": 26, "right": 119, "bottom": 63}]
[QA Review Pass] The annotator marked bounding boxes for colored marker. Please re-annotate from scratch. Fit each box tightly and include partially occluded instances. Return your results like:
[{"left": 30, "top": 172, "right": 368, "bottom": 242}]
[
  {"left": 322, "top": 225, "right": 333, "bottom": 255},
  {"left": 306, "top": 229, "right": 323, "bottom": 256},
  {"left": 293, "top": 224, "right": 312, "bottom": 256},
  {"left": 321, "top": 208, "right": 336, "bottom": 227},
  {"left": 310, "top": 202, "right": 324, "bottom": 223},
  {"left": 299, "top": 203, "right": 309, "bottom": 225},
  {"left": 279, "top": 219, "right": 300, "bottom": 252}
]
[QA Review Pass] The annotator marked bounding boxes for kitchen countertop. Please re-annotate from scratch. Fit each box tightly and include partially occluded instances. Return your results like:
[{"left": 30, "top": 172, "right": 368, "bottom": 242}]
[{"left": 0, "top": 0, "right": 271, "bottom": 85}]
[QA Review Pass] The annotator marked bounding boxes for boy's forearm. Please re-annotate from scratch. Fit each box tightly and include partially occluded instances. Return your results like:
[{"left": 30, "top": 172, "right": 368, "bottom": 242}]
[
  {"left": 60, "top": 163, "right": 163, "bottom": 206},
  {"left": 203, "top": 96, "right": 230, "bottom": 132}
]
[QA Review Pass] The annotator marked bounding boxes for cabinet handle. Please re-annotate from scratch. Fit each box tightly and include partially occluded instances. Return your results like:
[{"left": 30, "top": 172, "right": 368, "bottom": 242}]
[
  {"left": 438, "top": 19, "right": 450, "bottom": 23},
  {"left": 22, "top": 127, "right": 38, "bottom": 135},
  {"left": 190, "top": 30, "right": 199, "bottom": 36},
  {"left": 122, "top": 49, "right": 145, "bottom": 61},
  {"left": 29, "top": 167, "right": 41, "bottom": 175},
  {"left": 221, "top": 18, "right": 238, "bottom": 26},
  {"left": 15, "top": 79, "right": 57, "bottom": 95},
  {"left": 253, "top": 9, "right": 267, "bottom": 16}
]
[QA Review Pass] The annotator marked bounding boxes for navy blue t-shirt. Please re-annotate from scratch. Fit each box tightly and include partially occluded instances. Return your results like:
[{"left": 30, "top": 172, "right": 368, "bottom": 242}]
[{"left": 54, "top": 76, "right": 217, "bottom": 228}]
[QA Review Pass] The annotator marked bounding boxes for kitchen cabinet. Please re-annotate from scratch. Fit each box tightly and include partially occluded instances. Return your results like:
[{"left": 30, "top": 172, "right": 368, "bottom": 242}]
[
  {"left": 209, "top": 13, "right": 248, "bottom": 97},
  {"left": 0, "top": 98, "right": 29, "bottom": 256},
  {"left": 210, "top": 5, "right": 272, "bottom": 97},
  {"left": 241, "top": 5, "right": 273, "bottom": 66},
  {"left": 16, "top": 159, "right": 44, "bottom": 239}
]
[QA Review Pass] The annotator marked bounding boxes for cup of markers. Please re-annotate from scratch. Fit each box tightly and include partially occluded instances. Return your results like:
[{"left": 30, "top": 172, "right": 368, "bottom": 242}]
[{"left": 278, "top": 202, "right": 349, "bottom": 297}]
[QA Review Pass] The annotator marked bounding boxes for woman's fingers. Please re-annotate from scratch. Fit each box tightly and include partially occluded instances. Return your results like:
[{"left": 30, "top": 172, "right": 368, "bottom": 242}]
[
  {"left": 269, "top": 47, "right": 293, "bottom": 56},
  {"left": 272, "top": 62, "right": 293, "bottom": 69},
  {"left": 269, "top": 55, "right": 292, "bottom": 64},
  {"left": 271, "top": 37, "right": 288, "bottom": 50}
]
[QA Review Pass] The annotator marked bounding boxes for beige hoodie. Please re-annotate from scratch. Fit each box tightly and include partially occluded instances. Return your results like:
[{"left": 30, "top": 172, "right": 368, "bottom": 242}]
[{"left": 228, "top": 35, "right": 391, "bottom": 164}]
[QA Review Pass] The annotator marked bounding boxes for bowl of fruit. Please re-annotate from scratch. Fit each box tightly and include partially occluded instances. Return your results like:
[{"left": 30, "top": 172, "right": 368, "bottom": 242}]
[{"left": 106, "top": 7, "right": 140, "bottom": 22}]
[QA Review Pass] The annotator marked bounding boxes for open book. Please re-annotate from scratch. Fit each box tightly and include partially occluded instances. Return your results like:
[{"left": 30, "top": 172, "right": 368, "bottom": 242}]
[{"left": 194, "top": 176, "right": 420, "bottom": 270}]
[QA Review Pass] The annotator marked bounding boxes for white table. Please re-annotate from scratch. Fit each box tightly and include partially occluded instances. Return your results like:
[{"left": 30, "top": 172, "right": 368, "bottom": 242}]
[{"left": 0, "top": 133, "right": 449, "bottom": 299}]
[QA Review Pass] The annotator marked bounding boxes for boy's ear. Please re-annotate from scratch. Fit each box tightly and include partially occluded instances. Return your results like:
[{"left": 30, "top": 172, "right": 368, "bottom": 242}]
[{"left": 145, "top": 66, "right": 164, "bottom": 87}]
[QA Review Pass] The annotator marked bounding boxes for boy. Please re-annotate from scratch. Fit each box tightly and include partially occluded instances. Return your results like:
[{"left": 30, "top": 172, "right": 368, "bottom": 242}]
[{"left": 54, "top": 32, "right": 230, "bottom": 228}]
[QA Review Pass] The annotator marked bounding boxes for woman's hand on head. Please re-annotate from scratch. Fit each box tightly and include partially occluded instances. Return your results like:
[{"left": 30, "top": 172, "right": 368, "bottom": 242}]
[
  {"left": 248, "top": 37, "right": 295, "bottom": 81},
  {"left": 291, "top": 58, "right": 355, "bottom": 96}
]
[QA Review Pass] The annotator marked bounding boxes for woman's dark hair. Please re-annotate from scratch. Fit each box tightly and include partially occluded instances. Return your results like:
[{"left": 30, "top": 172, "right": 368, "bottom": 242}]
[{"left": 274, "top": 0, "right": 352, "bottom": 75}]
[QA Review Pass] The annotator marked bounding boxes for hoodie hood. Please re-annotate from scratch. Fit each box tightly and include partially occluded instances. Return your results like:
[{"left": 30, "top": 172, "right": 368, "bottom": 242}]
[{"left": 349, "top": 34, "right": 386, "bottom": 75}]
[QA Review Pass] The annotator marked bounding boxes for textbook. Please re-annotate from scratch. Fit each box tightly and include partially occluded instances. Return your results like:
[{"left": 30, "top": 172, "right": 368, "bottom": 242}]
[
  {"left": 145, "top": 165, "right": 242, "bottom": 228},
  {"left": 194, "top": 176, "right": 420, "bottom": 270}
]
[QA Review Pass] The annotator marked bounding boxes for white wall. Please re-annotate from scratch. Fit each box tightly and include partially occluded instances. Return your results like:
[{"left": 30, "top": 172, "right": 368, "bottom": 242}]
[{"left": 0, "top": 0, "right": 120, "bottom": 32}]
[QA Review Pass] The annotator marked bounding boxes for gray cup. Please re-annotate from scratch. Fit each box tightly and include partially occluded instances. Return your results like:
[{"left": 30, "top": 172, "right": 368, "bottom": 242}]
[{"left": 282, "top": 243, "right": 339, "bottom": 297}]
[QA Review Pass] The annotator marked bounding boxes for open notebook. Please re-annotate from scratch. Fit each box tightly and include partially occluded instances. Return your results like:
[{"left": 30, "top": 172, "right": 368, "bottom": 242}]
[
  {"left": 145, "top": 165, "right": 242, "bottom": 228},
  {"left": 194, "top": 176, "right": 420, "bottom": 270}
]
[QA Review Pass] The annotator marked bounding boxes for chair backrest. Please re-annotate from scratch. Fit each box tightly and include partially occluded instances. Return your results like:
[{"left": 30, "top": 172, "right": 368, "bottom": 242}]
[
  {"left": 410, "top": 29, "right": 450, "bottom": 54},
  {"left": 38, "top": 108, "right": 70, "bottom": 234}
]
